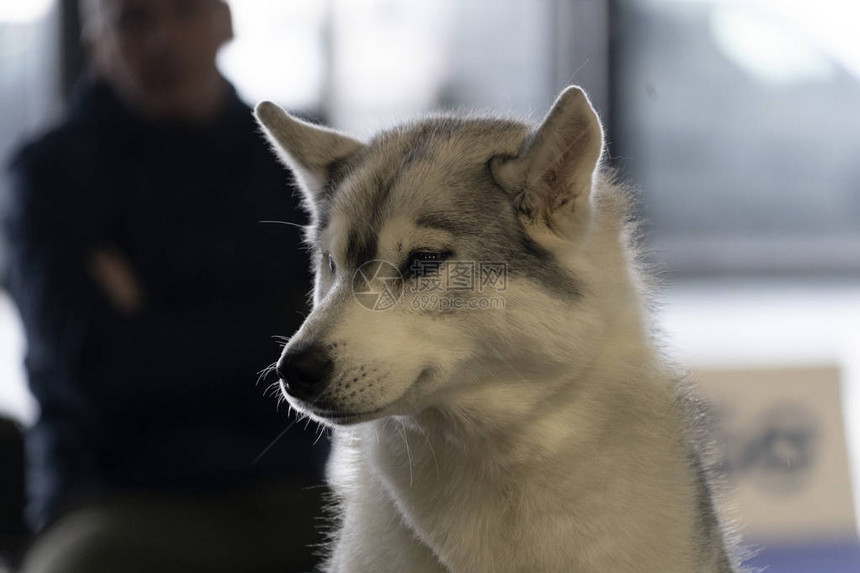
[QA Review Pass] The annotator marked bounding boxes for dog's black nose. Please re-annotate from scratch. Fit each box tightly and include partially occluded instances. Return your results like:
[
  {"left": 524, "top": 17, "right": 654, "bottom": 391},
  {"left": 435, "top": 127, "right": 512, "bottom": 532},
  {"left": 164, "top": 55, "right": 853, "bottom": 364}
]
[{"left": 276, "top": 344, "right": 333, "bottom": 401}]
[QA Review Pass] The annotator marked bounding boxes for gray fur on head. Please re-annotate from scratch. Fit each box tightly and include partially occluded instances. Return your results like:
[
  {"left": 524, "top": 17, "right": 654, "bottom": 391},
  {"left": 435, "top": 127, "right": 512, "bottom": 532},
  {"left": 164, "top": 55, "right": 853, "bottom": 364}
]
[
  {"left": 492, "top": 86, "right": 604, "bottom": 230},
  {"left": 254, "top": 101, "right": 366, "bottom": 218}
]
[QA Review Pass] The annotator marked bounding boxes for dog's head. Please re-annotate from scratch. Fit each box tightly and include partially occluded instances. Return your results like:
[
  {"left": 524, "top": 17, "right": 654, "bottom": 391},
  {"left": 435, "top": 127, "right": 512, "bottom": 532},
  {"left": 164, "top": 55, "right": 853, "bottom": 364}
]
[{"left": 256, "top": 87, "right": 606, "bottom": 426}]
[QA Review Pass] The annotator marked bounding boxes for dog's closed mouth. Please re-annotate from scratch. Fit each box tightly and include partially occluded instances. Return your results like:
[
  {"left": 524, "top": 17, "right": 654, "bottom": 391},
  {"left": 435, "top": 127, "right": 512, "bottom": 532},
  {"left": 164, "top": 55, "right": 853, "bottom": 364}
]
[
  {"left": 310, "top": 407, "right": 386, "bottom": 425},
  {"left": 296, "top": 368, "right": 436, "bottom": 425}
]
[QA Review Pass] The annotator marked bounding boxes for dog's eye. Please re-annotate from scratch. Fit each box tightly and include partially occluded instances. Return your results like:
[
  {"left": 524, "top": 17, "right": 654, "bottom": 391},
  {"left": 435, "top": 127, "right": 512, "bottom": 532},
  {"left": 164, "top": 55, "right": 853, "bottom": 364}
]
[
  {"left": 405, "top": 250, "right": 451, "bottom": 276},
  {"left": 327, "top": 253, "right": 336, "bottom": 273}
]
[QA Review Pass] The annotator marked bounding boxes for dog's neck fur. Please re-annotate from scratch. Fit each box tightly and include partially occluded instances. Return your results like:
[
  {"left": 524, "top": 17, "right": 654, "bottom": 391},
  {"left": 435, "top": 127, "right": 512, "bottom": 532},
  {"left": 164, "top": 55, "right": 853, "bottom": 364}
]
[{"left": 336, "top": 182, "right": 704, "bottom": 572}]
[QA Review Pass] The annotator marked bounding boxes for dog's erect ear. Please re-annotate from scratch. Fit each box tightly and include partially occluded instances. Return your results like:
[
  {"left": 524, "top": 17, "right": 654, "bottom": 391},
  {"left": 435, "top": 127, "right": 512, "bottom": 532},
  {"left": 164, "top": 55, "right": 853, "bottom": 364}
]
[
  {"left": 255, "top": 101, "right": 365, "bottom": 212},
  {"left": 491, "top": 86, "right": 603, "bottom": 227}
]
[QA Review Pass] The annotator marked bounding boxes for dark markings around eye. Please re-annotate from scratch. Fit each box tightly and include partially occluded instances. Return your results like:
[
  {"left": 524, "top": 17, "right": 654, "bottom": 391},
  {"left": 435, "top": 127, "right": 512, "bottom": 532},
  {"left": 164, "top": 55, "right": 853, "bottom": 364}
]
[{"left": 403, "top": 249, "right": 453, "bottom": 278}]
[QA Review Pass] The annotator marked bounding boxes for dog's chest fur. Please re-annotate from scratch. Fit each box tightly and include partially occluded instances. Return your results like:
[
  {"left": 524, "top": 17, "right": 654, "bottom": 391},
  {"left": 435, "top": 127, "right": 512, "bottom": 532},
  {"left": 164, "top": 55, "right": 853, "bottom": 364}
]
[{"left": 325, "top": 379, "right": 725, "bottom": 573}]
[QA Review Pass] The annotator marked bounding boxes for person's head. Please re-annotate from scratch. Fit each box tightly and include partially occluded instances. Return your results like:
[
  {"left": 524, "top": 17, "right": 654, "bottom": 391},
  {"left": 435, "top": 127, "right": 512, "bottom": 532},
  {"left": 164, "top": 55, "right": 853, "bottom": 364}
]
[{"left": 80, "top": 0, "right": 234, "bottom": 121}]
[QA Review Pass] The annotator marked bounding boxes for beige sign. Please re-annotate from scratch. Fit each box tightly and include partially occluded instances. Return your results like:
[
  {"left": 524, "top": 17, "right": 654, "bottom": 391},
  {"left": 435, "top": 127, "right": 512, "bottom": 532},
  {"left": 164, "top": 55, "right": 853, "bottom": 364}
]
[{"left": 696, "top": 366, "right": 856, "bottom": 542}]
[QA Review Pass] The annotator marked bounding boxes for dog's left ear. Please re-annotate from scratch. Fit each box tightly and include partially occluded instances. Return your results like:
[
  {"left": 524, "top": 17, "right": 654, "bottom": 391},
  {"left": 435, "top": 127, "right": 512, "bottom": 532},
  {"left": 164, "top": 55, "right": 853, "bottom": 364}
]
[
  {"left": 255, "top": 101, "right": 365, "bottom": 217},
  {"left": 492, "top": 86, "right": 604, "bottom": 227}
]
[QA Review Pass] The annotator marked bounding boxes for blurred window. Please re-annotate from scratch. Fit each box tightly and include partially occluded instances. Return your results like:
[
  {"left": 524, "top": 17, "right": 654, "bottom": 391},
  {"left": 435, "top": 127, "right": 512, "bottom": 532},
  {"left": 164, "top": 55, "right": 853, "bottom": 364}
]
[
  {"left": 325, "top": 0, "right": 556, "bottom": 136},
  {"left": 221, "top": 0, "right": 576, "bottom": 135},
  {"left": 0, "top": 0, "right": 61, "bottom": 201},
  {"left": 0, "top": 0, "right": 59, "bottom": 426},
  {"left": 613, "top": 0, "right": 860, "bottom": 275},
  {"left": 218, "top": 0, "right": 328, "bottom": 116}
]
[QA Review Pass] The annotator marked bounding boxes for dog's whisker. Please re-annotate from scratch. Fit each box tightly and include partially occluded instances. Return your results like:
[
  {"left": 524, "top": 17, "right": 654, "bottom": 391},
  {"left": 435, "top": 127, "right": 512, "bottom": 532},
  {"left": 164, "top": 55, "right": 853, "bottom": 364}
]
[
  {"left": 416, "top": 421, "right": 440, "bottom": 482},
  {"left": 258, "top": 219, "right": 306, "bottom": 230},
  {"left": 250, "top": 418, "right": 300, "bottom": 466},
  {"left": 256, "top": 362, "right": 279, "bottom": 387},
  {"left": 313, "top": 423, "right": 327, "bottom": 446},
  {"left": 397, "top": 421, "right": 414, "bottom": 488}
]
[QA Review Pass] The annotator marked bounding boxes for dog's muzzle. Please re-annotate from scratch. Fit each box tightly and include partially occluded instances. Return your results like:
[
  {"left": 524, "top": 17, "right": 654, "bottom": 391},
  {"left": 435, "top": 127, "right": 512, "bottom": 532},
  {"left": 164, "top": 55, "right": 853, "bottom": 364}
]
[{"left": 276, "top": 343, "right": 333, "bottom": 402}]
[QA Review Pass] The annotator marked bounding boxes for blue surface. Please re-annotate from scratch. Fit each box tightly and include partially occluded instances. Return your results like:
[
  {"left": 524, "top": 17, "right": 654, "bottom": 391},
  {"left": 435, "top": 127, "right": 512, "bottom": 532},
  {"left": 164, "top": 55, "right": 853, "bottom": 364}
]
[{"left": 745, "top": 542, "right": 860, "bottom": 572}]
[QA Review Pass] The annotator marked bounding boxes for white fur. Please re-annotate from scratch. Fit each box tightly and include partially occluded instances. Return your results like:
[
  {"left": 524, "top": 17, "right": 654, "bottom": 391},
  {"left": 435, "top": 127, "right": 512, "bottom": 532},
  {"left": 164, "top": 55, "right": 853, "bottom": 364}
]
[{"left": 256, "top": 87, "right": 742, "bottom": 572}]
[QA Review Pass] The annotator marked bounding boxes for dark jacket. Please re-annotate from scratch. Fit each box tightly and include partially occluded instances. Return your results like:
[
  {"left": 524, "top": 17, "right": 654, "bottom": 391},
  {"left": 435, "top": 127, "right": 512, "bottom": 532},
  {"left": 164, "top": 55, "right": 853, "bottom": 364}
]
[{"left": 1, "top": 79, "right": 328, "bottom": 530}]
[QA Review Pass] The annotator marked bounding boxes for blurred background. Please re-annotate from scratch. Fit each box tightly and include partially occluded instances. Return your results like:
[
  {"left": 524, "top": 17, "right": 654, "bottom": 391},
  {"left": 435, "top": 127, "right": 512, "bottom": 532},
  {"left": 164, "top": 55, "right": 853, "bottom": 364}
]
[{"left": 1, "top": 0, "right": 858, "bottom": 571}]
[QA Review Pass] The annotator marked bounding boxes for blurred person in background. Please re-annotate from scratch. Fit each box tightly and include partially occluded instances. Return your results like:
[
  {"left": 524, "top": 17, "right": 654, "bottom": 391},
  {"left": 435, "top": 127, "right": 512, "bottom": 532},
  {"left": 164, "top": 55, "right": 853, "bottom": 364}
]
[{"left": 1, "top": 0, "right": 328, "bottom": 571}]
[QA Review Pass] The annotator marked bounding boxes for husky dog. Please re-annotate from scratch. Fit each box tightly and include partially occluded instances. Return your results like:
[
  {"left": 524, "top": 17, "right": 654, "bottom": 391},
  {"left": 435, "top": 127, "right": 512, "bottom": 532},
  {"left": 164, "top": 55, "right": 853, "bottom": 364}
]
[{"left": 254, "top": 87, "right": 744, "bottom": 572}]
